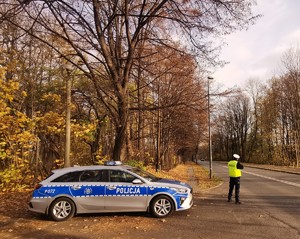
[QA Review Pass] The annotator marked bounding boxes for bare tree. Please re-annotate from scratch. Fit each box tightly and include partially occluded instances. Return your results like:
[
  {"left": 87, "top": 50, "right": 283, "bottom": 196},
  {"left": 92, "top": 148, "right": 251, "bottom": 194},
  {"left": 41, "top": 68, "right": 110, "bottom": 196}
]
[
  {"left": 0, "top": 0, "right": 259, "bottom": 160},
  {"left": 214, "top": 92, "right": 251, "bottom": 161},
  {"left": 279, "top": 46, "right": 300, "bottom": 167},
  {"left": 246, "top": 78, "right": 266, "bottom": 161}
]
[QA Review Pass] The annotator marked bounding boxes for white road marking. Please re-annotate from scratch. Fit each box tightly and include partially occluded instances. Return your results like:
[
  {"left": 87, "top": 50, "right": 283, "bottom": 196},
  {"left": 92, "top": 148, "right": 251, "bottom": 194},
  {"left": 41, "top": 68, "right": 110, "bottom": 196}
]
[
  {"left": 222, "top": 166, "right": 300, "bottom": 188},
  {"left": 243, "top": 170, "right": 300, "bottom": 188}
]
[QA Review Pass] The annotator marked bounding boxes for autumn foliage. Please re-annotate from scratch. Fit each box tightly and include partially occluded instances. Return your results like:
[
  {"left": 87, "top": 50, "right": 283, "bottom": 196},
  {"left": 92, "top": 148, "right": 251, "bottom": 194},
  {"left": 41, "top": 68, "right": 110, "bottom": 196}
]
[{"left": 0, "top": 0, "right": 259, "bottom": 191}]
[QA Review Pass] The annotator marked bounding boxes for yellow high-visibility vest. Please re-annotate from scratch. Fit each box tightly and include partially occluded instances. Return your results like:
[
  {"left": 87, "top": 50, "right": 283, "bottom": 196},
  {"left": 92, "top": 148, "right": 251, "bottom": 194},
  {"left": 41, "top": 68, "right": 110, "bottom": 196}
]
[{"left": 228, "top": 160, "right": 242, "bottom": 177}]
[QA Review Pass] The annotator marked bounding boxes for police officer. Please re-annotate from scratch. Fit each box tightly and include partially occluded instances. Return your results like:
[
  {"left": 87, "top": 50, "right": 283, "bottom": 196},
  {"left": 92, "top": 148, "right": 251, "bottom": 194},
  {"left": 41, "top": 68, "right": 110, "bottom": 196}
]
[{"left": 227, "top": 154, "right": 244, "bottom": 204}]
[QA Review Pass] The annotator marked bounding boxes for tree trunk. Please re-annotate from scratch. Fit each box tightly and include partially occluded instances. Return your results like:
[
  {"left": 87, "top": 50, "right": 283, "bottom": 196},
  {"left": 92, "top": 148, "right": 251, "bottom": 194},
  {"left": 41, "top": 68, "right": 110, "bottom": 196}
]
[{"left": 112, "top": 94, "right": 128, "bottom": 161}]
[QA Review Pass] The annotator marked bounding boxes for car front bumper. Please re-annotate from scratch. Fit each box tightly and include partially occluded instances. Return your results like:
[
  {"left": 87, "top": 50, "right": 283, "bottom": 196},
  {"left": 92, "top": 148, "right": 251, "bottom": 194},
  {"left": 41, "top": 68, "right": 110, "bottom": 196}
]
[{"left": 177, "top": 192, "right": 193, "bottom": 211}]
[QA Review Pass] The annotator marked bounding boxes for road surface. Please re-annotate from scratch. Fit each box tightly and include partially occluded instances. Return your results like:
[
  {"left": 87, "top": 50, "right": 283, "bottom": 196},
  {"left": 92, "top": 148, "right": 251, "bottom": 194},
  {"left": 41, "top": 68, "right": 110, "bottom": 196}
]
[{"left": 184, "top": 161, "right": 300, "bottom": 239}]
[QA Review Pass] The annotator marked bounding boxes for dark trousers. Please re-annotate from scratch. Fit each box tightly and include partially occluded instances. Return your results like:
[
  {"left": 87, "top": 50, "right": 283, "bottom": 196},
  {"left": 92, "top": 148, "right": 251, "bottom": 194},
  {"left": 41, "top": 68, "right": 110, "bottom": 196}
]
[{"left": 228, "top": 177, "right": 241, "bottom": 202}]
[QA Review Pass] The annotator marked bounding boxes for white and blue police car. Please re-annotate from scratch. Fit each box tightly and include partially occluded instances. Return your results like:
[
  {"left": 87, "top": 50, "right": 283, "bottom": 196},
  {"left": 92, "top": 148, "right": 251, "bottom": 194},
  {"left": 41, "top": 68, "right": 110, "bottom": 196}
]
[{"left": 28, "top": 161, "right": 193, "bottom": 221}]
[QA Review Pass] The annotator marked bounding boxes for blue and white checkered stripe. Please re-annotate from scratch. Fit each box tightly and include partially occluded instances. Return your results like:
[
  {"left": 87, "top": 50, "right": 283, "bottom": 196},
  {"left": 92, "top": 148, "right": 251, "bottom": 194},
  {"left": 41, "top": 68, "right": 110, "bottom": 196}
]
[{"left": 33, "top": 185, "right": 174, "bottom": 198}]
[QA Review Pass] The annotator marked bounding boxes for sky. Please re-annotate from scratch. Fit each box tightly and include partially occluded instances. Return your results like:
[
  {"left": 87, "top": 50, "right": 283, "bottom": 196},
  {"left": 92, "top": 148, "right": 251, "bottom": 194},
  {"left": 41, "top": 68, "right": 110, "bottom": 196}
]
[{"left": 212, "top": 0, "right": 300, "bottom": 89}]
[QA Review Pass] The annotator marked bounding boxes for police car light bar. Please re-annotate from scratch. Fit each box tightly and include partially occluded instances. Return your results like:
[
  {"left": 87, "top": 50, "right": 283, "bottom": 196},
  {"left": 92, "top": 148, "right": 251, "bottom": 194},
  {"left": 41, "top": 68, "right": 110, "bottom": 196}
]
[{"left": 104, "top": 161, "right": 122, "bottom": 166}]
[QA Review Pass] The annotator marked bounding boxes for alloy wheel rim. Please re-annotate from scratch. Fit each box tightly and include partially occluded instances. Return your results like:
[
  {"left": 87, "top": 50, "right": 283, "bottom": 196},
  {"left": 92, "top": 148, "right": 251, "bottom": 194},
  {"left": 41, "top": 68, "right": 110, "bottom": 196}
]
[
  {"left": 154, "top": 199, "right": 171, "bottom": 216},
  {"left": 53, "top": 201, "right": 72, "bottom": 219}
]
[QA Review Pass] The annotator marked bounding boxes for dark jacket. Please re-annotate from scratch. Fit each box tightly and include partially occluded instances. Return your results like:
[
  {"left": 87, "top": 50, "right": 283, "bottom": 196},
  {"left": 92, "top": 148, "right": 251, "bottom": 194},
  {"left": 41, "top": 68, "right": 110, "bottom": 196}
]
[{"left": 237, "top": 161, "right": 244, "bottom": 170}]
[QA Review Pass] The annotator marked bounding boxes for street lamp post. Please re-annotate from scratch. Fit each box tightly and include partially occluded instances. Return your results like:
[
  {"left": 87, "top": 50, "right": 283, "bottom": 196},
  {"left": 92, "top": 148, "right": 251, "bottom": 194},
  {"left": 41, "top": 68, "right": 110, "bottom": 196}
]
[{"left": 207, "top": 76, "right": 213, "bottom": 179}]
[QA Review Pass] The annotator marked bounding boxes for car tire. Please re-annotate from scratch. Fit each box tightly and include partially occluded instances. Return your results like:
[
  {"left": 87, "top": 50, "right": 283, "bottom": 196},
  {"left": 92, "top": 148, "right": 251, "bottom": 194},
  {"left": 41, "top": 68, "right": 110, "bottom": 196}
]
[
  {"left": 150, "top": 195, "right": 174, "bottom": 218},
  {"left": 49, "top": 197, "right": 76, "bottom": 221}
]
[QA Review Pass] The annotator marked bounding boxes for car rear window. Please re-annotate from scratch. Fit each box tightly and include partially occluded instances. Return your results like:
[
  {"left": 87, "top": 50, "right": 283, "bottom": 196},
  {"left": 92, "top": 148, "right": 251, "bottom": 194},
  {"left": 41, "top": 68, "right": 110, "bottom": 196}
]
[
  {"left": 51, "top": 171, "right": 82, "bottom": 182},
  {"left": 51, "top": 170, "right": 110, "bottom": 182},
  {"left": 79, "top": 170, "right": 109, "bottom": 182}
]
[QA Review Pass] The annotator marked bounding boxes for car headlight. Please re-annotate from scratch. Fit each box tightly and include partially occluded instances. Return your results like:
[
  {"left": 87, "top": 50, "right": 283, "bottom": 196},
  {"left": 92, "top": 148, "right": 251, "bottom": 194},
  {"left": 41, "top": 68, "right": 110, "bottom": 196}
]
[{"left": 170, "top": 187, "right": 188, "bottom": 194}]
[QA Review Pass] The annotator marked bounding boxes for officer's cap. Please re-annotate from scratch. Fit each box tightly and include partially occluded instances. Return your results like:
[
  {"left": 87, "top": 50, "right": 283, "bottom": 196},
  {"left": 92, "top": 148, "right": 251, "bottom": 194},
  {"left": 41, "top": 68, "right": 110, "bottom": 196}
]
[{"left": 233, "top": 154, "right": 240, "bottom": 159}]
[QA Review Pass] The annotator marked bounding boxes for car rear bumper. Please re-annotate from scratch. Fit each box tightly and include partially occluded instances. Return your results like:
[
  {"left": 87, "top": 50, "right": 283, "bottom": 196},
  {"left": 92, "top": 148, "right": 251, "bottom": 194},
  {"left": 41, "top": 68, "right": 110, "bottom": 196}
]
[{"left": 28, "top": 197, "right": 51, "bottom": 214}]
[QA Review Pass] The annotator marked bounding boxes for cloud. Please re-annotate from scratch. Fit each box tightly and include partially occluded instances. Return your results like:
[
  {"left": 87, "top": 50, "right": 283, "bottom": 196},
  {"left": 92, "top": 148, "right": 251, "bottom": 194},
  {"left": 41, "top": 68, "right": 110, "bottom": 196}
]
[
  {"left": 281, "top": 29, "right": 300, "bottom": 48},
  {"left": 213, "top": 0, "right": 300, "bottom": 89}
]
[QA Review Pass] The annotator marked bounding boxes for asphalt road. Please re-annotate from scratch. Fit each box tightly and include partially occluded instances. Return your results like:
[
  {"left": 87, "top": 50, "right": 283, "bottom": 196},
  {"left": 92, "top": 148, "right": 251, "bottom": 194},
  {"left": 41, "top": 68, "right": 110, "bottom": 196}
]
[{"left": 162, "top": 161, "right": 300, "bottom": 239}]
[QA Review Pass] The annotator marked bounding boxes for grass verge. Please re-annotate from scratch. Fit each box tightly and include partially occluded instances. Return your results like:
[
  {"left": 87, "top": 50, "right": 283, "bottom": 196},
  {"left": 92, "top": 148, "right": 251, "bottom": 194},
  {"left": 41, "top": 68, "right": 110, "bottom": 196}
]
[{"left": 147, "top": 162, "right": 222, "bottom": 192}]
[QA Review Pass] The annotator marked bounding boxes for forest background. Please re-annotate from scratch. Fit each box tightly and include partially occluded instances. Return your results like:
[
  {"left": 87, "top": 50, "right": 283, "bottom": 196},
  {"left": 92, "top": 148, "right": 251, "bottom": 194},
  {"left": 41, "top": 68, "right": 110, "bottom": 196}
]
[{"left": 0, "top": 1, "right": 299, "bottom": 192}]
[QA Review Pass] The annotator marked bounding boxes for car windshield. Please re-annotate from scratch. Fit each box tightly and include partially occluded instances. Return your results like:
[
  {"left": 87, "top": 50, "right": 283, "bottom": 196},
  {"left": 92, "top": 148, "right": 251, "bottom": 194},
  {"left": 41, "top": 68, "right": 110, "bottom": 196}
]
[{"left": 128, "top": 168, "right": 161, "bottom": 182}]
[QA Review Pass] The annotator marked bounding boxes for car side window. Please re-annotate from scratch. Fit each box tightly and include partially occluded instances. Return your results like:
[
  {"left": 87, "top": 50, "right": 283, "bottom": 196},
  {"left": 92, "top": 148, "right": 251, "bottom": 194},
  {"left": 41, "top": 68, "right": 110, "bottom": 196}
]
[
  {"left": 80, "top": 170, "right": 109, "bottom": 182},
  {"left": 95, "top": 170, "right": 109, "bottom": 182},
  {"left": 109, "top": 170, "right": 137, "bottom": 183},
  {"left": 51, "top": 171, "right": 82, "bottom": 182}
]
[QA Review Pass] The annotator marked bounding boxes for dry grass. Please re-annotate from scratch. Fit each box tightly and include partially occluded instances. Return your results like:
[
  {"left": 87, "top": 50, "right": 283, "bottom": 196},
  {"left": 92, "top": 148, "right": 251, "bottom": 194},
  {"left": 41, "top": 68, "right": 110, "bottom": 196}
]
[
  {"left": 147, "top": 162, "right": 221, "bottom": 192},
  {"left": 146, "top": 164, "right": 189, "bottom": 182},
  {"left": 191, "top": 164, "right": 222, "bottom": 191}
]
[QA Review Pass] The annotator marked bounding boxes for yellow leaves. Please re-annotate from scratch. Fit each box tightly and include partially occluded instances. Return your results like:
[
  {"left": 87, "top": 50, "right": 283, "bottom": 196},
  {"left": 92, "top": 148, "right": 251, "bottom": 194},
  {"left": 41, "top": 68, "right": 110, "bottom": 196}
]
[
  {"left": 36, "top": 111, "right": 65, "bottom": 134},
  {"left": 41, "top": 93, "right": 61, "bottom": 103},
  {"left": 0, "top": 141, "right": 6, "bottom": 147},
  {"left": 0, "top": 65, "right": 105, "bottom": 191},
  {"left": 0, "top": 151, "right": 7, "bottom": 160},
  {"left": 21, "top": 91, "right": 27, "bottom": 97},
  {"left": 0, "top": 67, "right": 35, "bottom": 170},
  {"left": 0, "top": 76, "right": 20, "bottom": 103},
  {"left": 0, "top": 164, "right": 32, "bottom": 192},
  {"left": 72, "top": 122, "right": 97, "bottom": 140},
  {"left": 54, "top": 159, "right": 64, "bottom": 168}
]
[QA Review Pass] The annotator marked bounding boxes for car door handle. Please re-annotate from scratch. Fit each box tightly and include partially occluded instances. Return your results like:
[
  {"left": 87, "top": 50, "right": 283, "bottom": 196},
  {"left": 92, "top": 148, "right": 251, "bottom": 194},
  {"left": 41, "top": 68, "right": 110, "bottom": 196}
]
[
  {"left": 107, "top": 185, "right": 117, "bottom": 190},
  {"left": 71, "top": 185, "right": 81, "bottom": 190}
]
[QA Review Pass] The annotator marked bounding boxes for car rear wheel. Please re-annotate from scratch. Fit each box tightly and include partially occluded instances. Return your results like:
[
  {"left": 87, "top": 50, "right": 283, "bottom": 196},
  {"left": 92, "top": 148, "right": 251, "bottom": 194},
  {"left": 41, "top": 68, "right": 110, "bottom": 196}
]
[
  {"left": 150, "top": 195, "right": 174, "bottom": 218},
  {"left": 49, "top": 197, "right": 75, "bottom": 221}
]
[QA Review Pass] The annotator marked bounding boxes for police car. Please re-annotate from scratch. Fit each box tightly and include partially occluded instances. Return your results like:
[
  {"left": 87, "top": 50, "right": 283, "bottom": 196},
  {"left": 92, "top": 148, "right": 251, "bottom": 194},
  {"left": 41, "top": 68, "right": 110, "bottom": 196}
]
[{"left": 28, "top": 161, "right": 193, "bottom": 221}]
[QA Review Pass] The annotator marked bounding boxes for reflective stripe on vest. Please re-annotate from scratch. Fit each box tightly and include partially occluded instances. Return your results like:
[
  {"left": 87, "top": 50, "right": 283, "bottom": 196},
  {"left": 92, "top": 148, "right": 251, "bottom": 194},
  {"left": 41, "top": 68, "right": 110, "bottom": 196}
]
[{"left": 228, "top": 160, "right": 242, "bottom": 177}]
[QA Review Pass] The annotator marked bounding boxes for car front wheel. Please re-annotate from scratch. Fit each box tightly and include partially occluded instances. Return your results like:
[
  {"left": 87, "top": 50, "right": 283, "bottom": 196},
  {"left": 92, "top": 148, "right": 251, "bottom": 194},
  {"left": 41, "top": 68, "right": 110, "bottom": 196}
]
[
  {"left": 150, "top": 195, "right": 174, "bottom": 218},
  {"left": 49, "top": 197, "right": 76, "bottom": 221}
]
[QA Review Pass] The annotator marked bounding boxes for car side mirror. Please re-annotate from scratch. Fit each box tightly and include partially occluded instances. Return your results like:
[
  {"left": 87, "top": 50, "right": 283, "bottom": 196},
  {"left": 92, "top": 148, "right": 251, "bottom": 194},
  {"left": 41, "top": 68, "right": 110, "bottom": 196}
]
[{"left": 132, "top": 179, "right": 143, "bottom": 184}]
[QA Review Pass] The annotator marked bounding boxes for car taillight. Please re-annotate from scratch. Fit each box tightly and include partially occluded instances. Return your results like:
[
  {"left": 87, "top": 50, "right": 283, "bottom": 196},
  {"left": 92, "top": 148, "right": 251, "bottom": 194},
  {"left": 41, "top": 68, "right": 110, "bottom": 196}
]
[{"left": 34, "top": 184, "right": 42, "bottom": 190}]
